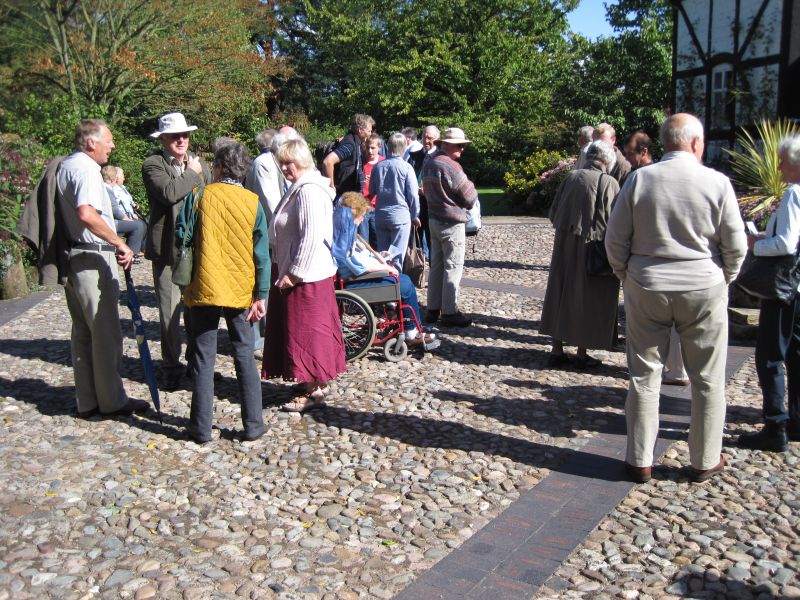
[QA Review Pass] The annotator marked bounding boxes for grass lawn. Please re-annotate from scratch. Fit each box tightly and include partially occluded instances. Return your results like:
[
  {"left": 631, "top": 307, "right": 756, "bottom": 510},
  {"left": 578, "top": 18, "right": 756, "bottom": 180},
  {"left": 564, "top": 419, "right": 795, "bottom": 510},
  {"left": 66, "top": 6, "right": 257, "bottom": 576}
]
[{"left": 477, "top": 187, "right": 514, "bottom": 216}]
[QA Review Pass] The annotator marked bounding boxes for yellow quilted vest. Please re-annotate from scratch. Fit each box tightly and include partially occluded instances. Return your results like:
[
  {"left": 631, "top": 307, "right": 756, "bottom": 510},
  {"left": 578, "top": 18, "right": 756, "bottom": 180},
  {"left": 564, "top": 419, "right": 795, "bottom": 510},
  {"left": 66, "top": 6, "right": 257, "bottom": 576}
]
[{"left": 184, "top": 183, "right": 259, "bottom": 309}]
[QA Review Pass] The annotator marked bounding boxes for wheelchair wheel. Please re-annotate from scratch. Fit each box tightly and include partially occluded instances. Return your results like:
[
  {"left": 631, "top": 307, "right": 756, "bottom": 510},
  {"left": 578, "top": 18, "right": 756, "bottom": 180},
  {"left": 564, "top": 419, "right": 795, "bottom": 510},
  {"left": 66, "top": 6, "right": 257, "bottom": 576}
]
[
  {"left": 383, "top": 335, "right": 408, "bottom": 362},
  {"left": 336, "top": 290, "right": 376, "bottom": 362}
]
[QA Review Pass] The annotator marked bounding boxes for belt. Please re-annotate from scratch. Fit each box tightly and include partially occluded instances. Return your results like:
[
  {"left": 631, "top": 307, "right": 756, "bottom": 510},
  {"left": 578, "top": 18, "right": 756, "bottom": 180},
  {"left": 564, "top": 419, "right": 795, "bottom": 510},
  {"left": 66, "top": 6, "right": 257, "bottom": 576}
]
[{"left": 72, "top": 242, "right": 116, "bottom": 253}]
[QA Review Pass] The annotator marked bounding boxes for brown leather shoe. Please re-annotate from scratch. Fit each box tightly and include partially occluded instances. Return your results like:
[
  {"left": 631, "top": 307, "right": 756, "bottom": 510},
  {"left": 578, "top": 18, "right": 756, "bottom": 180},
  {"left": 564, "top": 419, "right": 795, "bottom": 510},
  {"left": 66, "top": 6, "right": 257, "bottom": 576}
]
[
  {"left": 687, "top": 455, "right": 725, "bottom": 483},
  {"left": 625, "top": 462, "right": 652, "bottom": 483}
]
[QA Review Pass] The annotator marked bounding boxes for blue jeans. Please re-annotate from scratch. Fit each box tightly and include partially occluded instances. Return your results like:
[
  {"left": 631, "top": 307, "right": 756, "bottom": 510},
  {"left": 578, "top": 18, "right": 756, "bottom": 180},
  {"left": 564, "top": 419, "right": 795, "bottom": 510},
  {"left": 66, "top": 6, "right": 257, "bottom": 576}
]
[
  {"left": 347, "top": 274, "right": 422, "bottom": 328},
  {"left": 375, "top": 219, "right": 411, "bottom": 271},
  {"left": 357, "top": 210, "right": 377, "bottom": 249},
  {"left": 756, "top": 297, "right": 800, "bottom": 426},
  {"left": 188, "top": 305, "right": 265, "bottom": 441}
]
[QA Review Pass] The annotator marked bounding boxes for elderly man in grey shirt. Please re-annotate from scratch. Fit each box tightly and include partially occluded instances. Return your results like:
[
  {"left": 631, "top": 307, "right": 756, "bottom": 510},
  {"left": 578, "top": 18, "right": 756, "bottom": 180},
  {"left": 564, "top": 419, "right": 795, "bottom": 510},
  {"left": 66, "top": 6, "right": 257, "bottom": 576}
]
[{"left": 605, "top": 113, "right": 746, "bottom": 484}]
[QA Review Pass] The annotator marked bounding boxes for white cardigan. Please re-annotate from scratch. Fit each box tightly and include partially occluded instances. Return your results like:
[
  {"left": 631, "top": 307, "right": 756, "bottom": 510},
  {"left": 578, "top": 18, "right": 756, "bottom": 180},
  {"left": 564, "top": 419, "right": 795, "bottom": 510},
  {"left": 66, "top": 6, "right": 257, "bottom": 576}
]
[{"left": 269, "top": 170, "right": 337, "bottom": 284}]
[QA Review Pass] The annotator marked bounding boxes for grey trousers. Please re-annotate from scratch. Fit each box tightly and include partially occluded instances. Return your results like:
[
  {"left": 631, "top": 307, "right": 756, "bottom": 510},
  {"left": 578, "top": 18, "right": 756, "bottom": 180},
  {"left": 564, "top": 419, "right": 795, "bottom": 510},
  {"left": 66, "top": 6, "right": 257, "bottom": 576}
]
[
  {"left": 64, "top": 249, "right": 128, "bottom": 413},
  {"left": 187, "top": 305, "right": 265, "bottom": 441},
  {"left": 427, "top": 217, "right": 466, "bottom": 315},
  {"left": 152, "top": 261, "right": 189, "bottom": 372},
  {"left": 623, "top": 279, "right": 729, "bottom": 470}
]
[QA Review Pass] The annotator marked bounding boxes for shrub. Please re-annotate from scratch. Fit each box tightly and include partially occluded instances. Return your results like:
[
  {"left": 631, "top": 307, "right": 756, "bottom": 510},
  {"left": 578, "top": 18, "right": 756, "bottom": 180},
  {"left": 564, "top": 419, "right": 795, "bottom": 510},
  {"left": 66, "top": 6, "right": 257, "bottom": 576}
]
[
  {"left": 503, "top": 150, "right": 571, "bottom": 213},
  {"left": 726, "top": 118, "right": 800, "bottom": 228}
]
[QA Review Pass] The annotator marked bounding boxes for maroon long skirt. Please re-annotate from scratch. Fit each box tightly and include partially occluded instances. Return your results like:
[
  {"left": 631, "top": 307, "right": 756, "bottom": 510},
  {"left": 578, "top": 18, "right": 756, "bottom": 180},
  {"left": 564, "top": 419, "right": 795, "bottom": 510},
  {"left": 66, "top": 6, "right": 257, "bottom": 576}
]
[{"left": 262, "top": 276, "right": 347, "bottom": 384}]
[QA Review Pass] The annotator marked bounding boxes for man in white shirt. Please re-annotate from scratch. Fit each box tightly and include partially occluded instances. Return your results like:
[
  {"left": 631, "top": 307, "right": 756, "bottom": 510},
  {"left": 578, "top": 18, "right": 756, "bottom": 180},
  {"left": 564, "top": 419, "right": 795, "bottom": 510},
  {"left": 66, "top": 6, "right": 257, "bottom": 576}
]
[
  {"left": 57, "top": 119, "right": 148, "bottom": 418},
  {"left": 605, "top": 113, "right": 747, "bottom": 484}
]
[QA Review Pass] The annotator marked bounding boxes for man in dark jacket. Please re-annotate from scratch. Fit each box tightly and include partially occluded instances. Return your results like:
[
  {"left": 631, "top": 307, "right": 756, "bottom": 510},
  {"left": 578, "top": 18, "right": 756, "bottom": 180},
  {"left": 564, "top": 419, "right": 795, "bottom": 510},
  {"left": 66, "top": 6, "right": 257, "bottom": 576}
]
[
  {"left": 322, "top": 113, "right": 375, "bottom": 197},
  {"left": 142, "top": 112, "right": 211, "bottom": 390}
]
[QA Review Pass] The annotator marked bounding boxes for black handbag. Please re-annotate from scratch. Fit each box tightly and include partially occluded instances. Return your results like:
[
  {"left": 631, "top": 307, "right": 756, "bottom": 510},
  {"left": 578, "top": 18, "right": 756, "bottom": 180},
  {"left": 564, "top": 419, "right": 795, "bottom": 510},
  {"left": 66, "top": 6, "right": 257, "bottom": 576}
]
[
  {"left": 584, "top": 174, "right": 614, "bottom": 277},
  {"left": 736, "top": 214, "right": 800, "bottom": 304},
  {"left": 736, "top": 253, "right": 800, "bottom": 304}
]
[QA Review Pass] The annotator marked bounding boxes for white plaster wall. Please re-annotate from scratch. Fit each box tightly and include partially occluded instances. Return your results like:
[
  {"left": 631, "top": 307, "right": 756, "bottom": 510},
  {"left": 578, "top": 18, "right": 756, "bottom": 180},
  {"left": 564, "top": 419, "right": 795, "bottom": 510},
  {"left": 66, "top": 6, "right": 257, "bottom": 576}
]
[
  {"left": 735, "top": 64, "right": 780, "bottom": 124},
  {"left": 676, "top": 2, "right": 708, "bottom": 70},
  {"left": 709, "top": 1, "right": 736, "bottom": 56},
  {"left": 741, "top": 0, "right": 782, "bottom": 60},
  {"left": 676, "top": 75, "right": 707, "bottom": 121}
]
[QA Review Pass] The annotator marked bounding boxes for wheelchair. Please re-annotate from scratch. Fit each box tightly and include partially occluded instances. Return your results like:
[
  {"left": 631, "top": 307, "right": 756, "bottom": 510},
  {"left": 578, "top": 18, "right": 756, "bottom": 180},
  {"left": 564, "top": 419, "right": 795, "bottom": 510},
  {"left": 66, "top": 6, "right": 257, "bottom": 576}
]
[{"left": 335, "top": 272, "right": 438, "bottom": 362}]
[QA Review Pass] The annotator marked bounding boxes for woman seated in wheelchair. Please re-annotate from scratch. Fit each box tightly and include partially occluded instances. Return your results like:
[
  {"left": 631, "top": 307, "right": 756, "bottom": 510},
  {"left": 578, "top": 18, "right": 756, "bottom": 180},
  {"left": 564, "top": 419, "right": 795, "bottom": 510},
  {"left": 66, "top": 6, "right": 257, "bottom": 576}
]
[{"left": 332, "top": 192, "right": 440, "bottom": 350}]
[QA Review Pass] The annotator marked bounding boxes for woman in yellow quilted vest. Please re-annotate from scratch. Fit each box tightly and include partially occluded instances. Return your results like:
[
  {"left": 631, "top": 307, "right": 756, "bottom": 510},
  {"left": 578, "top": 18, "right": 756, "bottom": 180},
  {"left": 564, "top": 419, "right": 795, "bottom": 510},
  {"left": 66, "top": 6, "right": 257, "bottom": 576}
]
[{"left": 179, "top": 141, "right": 270, "bottom": 444}]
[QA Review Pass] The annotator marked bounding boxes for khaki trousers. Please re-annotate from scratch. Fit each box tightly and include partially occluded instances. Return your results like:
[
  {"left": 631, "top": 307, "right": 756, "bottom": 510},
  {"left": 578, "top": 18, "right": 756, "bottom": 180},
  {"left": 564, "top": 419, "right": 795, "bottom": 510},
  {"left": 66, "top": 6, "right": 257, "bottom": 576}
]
[
  {"left": 427, "top": 217, "right": 465, "bottom": 315},
  {"left": 623, "top": 279, "right": 729, "bottom": 470},
  {"left": 64, "top": 249, "right": 128, "bottom": 413},
  {"left": 152, "top": 261, "right": 185, "bottom": 371}
]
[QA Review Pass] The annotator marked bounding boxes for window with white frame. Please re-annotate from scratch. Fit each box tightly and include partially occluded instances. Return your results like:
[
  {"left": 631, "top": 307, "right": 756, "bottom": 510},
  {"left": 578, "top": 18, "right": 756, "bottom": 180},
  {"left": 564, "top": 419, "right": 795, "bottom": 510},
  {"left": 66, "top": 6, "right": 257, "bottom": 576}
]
[{"left": 711, "top": 66, "right": 734, "bottom": 130}]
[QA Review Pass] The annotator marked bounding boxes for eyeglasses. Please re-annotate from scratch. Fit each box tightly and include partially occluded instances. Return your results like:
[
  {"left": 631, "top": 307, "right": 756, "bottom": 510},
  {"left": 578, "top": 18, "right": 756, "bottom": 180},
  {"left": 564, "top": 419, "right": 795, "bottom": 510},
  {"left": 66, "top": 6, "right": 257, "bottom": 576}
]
[
  {"left": 165, "top": 133, "right": 190, "bottom": 140},
  {"left": 456, "top": 143, "right": 468, "bottom": 149}
]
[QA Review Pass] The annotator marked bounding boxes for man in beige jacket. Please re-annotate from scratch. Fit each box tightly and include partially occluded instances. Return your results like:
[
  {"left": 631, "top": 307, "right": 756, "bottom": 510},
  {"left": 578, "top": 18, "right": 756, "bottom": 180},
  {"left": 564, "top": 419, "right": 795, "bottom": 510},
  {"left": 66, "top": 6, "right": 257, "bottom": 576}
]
[{"left": 605, "top": 113, "right": 746, "bottom": 484}]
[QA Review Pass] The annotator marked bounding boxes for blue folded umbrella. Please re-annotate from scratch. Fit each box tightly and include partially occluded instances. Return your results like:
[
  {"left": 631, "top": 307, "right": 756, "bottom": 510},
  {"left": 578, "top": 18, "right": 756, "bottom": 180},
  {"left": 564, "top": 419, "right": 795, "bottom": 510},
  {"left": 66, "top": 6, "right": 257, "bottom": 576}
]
[{"left": 124, "top": 268, "right": 162, "bottom": 423}]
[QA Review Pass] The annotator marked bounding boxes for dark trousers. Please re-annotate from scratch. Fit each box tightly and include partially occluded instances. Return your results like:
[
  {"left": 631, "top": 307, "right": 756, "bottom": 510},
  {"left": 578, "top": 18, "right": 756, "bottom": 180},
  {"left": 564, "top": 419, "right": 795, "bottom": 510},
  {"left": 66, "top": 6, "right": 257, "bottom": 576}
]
[
  {"left": 756, "top": 296, "right": 800, "bottom": 426},
  {"left": 115, "top": 219, "right": 146, "bottom": 254},
  {"left": 188, "top": 305, "right": 265, "bottom": 441}
]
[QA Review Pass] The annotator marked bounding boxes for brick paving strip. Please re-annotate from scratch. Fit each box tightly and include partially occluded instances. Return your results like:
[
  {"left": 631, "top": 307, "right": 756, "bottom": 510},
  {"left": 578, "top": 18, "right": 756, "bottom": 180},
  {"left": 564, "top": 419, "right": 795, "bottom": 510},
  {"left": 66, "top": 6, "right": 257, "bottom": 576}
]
[{"left": 398, "top": 271, "right": 754, "bottom": 600}]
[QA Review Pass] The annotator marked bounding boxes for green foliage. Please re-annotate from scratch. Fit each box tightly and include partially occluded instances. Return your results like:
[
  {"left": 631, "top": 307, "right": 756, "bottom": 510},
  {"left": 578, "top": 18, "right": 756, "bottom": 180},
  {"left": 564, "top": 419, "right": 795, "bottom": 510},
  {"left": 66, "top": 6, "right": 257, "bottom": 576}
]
[
  {"left": 0, "top": 135, "right": 47, "bottom": 240},
  {"left": 726, "top": 119, "right": 800, "bottom": 226},
  {"left": 555, "top": 0, "right": 672, "bottom": 141},
  {"left": 504, "top": 150, "right": 572, "bottom": 213}
]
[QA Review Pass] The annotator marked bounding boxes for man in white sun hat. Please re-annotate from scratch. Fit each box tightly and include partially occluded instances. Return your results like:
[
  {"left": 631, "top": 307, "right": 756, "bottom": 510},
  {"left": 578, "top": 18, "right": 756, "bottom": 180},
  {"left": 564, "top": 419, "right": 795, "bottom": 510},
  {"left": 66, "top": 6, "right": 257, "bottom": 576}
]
[
  {"left": 420, "top": 126, "right": 478, "bottom": 327},
  {"left": 143, "top": 112, "right": 211, "bottom": 391}
]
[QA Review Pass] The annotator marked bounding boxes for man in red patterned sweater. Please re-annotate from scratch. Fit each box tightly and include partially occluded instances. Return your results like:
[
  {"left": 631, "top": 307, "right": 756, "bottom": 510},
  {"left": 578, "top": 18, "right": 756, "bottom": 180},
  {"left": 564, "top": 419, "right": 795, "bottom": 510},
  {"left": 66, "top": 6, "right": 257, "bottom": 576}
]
[{"left": 420, "top": 127, "right": 478, "bottom": 327}]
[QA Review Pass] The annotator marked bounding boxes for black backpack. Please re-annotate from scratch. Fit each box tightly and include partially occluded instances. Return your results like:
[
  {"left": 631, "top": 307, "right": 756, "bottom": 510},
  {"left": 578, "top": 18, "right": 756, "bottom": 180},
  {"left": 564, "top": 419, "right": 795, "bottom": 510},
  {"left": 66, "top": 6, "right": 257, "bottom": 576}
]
[{"left": 314, "top": 139, "right": 340, "bottom": 171}]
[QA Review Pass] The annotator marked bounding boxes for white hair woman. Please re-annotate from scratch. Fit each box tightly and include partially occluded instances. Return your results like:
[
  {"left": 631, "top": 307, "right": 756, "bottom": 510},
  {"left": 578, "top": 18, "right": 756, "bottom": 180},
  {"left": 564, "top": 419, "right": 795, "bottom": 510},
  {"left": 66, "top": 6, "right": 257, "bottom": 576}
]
[
  {"left": 368, "top": 131, "right": 420, "bottom": 270},
  {"left": 540, "top": 140, "right": 621, "bottom": 369},
  {"left": 739, "top": 133, "right": 800, "bottom": 451},
  {"left": 262, "top": 138, "right": 346, "bottom": 412}
]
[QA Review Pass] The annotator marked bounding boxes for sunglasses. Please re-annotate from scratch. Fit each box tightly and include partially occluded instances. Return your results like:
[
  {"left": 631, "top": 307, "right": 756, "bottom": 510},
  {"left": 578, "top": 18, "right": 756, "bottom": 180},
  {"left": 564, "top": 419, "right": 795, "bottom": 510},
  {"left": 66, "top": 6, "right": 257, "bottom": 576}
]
[{"left": 165, "top": 132, "right": 190, "bottom": 140}]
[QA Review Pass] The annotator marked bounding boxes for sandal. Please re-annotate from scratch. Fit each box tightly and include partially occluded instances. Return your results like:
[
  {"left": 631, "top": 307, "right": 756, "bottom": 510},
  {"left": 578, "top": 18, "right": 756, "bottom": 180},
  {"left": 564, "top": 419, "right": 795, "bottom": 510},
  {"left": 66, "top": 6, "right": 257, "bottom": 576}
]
[{"left": 281, "top": 391, "right": 327, "bottom": 413}]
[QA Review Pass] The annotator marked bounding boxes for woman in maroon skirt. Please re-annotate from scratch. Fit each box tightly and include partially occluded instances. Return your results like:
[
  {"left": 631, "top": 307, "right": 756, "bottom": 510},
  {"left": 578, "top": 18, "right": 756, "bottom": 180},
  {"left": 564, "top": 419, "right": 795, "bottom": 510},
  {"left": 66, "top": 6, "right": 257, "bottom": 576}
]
[{"left": 262, "top": 138, "right": 346, "bottom": 411}]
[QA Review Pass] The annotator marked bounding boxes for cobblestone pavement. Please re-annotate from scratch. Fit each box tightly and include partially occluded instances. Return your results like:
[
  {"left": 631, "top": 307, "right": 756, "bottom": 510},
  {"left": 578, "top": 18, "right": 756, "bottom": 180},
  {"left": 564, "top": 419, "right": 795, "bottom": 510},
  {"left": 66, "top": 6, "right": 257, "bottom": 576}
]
[{"left": 0, "top": 219, "right": 797, "bottom": 600}]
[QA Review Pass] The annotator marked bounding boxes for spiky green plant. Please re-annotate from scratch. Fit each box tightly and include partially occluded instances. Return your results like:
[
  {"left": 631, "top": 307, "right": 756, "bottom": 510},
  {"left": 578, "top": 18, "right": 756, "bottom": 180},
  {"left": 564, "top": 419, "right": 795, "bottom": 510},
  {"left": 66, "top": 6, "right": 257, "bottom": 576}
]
[{"left": 725, "top": 119, "right": 800, "bottom": 226}]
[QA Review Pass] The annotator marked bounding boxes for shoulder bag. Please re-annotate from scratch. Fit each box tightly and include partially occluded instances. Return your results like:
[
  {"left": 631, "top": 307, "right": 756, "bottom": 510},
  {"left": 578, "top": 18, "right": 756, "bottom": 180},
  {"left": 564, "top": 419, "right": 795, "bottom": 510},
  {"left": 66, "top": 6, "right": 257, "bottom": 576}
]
[
  {"left": 584, "top": 174, "right": 614, "bottom": 277},
  {"left": 736, "top": 215, "right": 800, "bottom": 304},
  {"left": 171, "top": 188, "right": 202, "bottom": 287},
  {"left": 403, "top": 228, "right": 427, "bottom": 288}
]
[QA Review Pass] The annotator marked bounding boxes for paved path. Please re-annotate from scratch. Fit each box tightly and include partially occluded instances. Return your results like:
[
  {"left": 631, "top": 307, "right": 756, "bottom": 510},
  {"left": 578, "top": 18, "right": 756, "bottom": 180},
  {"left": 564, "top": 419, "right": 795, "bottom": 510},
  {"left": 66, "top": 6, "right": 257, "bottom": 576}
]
[{"left": 0, "top": 220, "right": 797, "bottom": 600}]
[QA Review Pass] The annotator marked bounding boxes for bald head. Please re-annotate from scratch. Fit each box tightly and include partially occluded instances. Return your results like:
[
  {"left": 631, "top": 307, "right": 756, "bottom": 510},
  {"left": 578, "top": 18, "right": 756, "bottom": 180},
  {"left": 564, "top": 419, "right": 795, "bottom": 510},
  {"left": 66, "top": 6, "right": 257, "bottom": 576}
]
[{"left": 660, "top": 113, "right": 704, "bottom": 154}]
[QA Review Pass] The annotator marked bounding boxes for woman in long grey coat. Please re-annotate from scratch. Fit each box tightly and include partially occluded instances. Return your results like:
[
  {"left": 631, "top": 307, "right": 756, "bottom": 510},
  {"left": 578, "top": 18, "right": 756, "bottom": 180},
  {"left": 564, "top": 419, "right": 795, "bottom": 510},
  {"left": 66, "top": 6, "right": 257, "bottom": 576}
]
[{"left": 540, "top": 141, "right": 620, "bottom": 369}]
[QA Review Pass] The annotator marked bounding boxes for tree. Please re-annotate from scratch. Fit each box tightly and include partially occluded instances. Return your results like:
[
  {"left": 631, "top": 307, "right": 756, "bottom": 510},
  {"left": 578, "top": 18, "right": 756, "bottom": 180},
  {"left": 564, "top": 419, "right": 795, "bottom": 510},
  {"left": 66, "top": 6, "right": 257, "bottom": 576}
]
[
  {"left": 275, "top": 0, "right": 579, "bottom": 182},
  {"left": 554, "top": 0, "right": 672, "bottom": 142},
  {"left": 0, "top": 0, "right": 290, "bottom": 137}
]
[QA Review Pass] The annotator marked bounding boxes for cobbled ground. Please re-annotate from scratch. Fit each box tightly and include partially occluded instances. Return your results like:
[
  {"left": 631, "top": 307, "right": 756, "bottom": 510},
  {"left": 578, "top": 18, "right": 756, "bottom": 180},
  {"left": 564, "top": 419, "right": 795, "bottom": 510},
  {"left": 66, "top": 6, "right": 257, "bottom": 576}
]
[{"left": 0, "top": 220, "right": 798, "bottom": 600}]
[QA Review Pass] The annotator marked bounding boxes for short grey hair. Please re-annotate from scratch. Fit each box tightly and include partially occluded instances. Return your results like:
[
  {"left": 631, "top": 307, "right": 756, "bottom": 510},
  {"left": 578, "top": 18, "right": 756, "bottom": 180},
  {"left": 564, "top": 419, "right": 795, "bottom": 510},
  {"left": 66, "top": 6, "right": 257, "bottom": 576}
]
[
  {"left": 401, "top": 127, "right": 417, "bottom": 141},
  {"left": 578, "top": 126, "right": 594, "bottom": 145},
  {"left": 778, "top": 133, "right": 800, "bottom": 168},
  {"left": 387, "top": 132, "right": 408, "bottom": 157},
  {"left": 214, "top": 141, "right": 251, "bottom": 182},
  {"left": 211, "top": 136, "right": 237, "bottom": 155},
  {"left": 75, "top": 119, "right": 109, "bottom": 151},
  {"left": 271, "top": 128, "right": 302, "bottom": 153},
  {"left": 423, "top": 125, "right": 440, "bottom": 139},
  {"left": 586, "top": 140, "right": 616, "bottom": 170},
  {"left": 352, "top": 113, "right": 375, "bottom": 132},
  {"left": 660, "top": 113, "right": 704, "bottom": 150},
  {"left": 275, "top": 138, "right": 314, "bottom": 171},
  {"left": 255, "top": 129, "right": 277, "bottom": 152}
]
